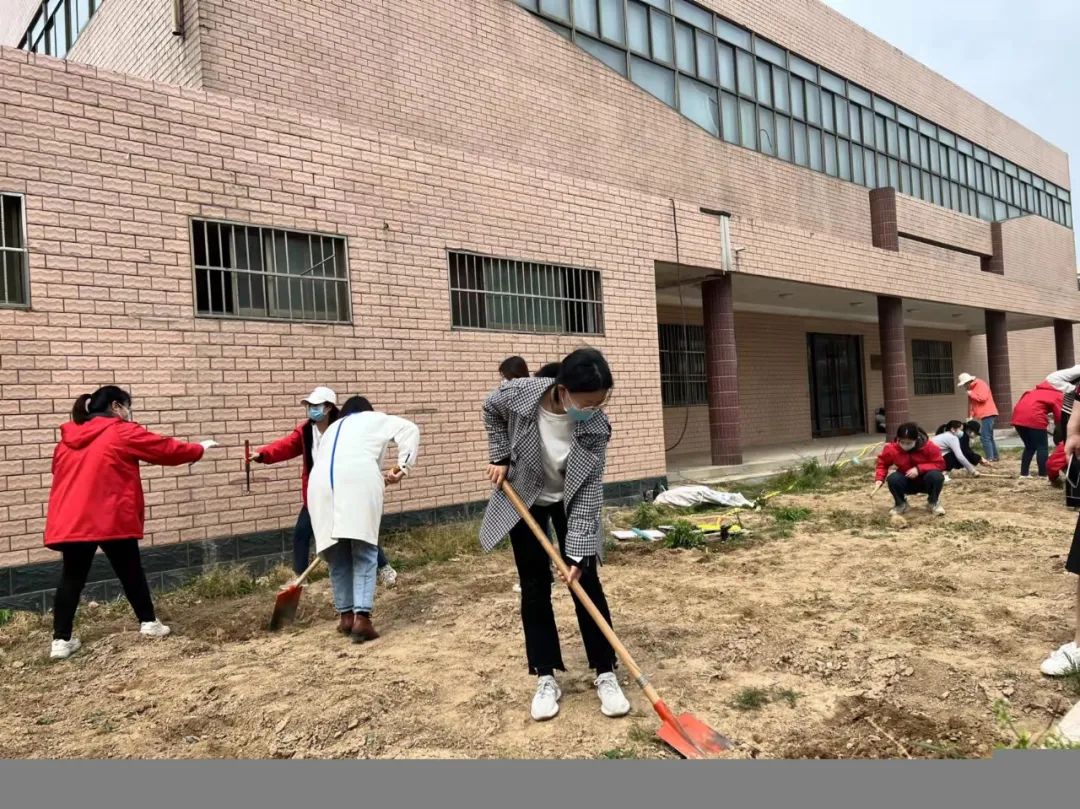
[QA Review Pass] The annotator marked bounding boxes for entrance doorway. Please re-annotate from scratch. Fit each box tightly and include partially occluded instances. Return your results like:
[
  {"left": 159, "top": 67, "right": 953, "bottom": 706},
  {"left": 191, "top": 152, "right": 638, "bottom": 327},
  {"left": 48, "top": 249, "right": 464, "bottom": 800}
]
[{"left": 807, "top": 333, "right": 866, "bottom": 437}]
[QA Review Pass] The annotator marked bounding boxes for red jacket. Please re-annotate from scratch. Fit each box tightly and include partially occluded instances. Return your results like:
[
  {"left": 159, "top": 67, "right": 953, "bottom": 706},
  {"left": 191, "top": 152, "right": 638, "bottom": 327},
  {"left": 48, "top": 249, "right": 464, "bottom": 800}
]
[
  {"left": 1048, "top": 442, "right": 1067, "bottom": 484},
  {"left": 875, "top": 438, "right": 946, "bottom": 482},
  {"left": 45, "top": 417, "right": 205, "bottom": 546},
  {"left": 257, "top": 421, "right": 325, "bottom": 507},
  {"left": 1011, "top": 383, "right": 1063, "bottom": 430}
]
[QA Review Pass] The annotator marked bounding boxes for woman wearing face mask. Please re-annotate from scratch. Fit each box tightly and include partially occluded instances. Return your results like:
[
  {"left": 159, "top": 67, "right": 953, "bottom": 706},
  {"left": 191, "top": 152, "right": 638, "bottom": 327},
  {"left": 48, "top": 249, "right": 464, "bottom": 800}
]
[
  {"left": 873, "top": 422, "right": 947, "bottom": 517},
  {"left": 252, "top": 387, "right": 397, "bottom": 585},
  {"left": 931, "top": 420, "right": 981, "bottom": 479},
  {"left": 481, "top": 347, "right": 631, "bottom": 723},
  {"left": 45, "top": 386, "right": 218, "bottom": 660}
]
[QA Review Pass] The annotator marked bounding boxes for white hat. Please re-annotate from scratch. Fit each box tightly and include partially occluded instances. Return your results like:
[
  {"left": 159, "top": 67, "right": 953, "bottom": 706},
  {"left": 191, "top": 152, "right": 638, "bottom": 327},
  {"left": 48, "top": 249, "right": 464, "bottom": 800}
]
[
  {"left": 956, "top": 373, "right": 976, "bottom": 387},
  {"left": 301, "top": 386, "right": 338, "bottom": 406}
]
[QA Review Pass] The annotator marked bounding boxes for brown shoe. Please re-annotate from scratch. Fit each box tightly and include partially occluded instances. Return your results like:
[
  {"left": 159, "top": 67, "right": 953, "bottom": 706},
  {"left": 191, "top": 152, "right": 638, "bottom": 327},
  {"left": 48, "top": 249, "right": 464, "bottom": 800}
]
[
  {"left": 337, "top": 612, "right": 355, "bottom": 635},
  {"left": 350, "top": 613, "right": 380, "bottom": 643}
]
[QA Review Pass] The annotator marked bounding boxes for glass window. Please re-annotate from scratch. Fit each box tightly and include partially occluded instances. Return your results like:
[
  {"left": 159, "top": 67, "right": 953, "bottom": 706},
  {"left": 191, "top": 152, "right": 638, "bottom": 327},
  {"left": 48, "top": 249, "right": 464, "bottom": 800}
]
[
  {"left": 805, "top": 83, "right": 820, "bottom": 126},
  {"left": 755, "top": 60, "right": 772, "bottom": 105},
  {"left": 938, "top": 129, "right": 956, "bottom": 148},
  {"left": 864, "top": 149, "right": 876, "bottom": 186},
  {"left": 821, "top": 90, "right": 835, "bottom": 131},
  {"left": 540, "top": 0, "right": 571, "bottom": 21},
  {"left": 897, "top": 108, "right": 917, "bottom": 128},
  {"left": 990, "top": 154, "right": 1003, "bottom": 170},
  {"left": 739, "top": 99, "right": 757, "bottom": 148},
  {"left": 651, "top": 9, "right": 674, "bottom": 62},
  {"left": 877, "top": 154, "right": 888, "bottom": 186},
  {"left": 789, "top": 54, "right": 816, "bottom": 80},
  {"left": 716, "top": 17, "right": 751, "bottom": 49},
  {"left": 820, "top": 68, "right": 844, "bottom": 94},
  {"left": 679, "top": 75, "right": 719, "bottom": 134},
  {"left": 848, "top": 102, "right": 861, "bottom": 142},
  {"left": 809, "top": 128, "right": 823, "bottom": 171},
  {"left": 885, "top": 120, "right": 898, "bottom": 156},
  {"left": 874, "top": 115, "right": 886, "bottom": 152},
  {"left": 775, "top": 114, "right": 792, "bottom": 161},
  {"left": 755, "top": 37, "right": 785, "bottom": 66},
  {"left": 834, "top": 95, "right": 848, "bottom": 136},
  {"left": 861, "top": 108, "right": 875, "bottom": 148},
  {"left": 627, "top": 1, "right": 649, "bottom": 53},
  {"left": 640, "top": 0, "right": 669, "bottom": 8},
  {"left": 790, "top": 76, "right": 804, "bottom": 119},
  {"left": 824, "top": 133, "right": 838, "bottom": 176},
  {"left": 898, "top": 127, "right": 909, "bottom": 161},
  {"left": 837, "top": 139, "right": 851, "bottom": 180},
  {"left": 977, "top": 194, "right": 992, "bottom": 220},
  {"left": 912, "top": 340, "right": 955, "bottom": 396},
  {"left": 918, "top": 118, "right": 936, "bottom": 137},
  {"left": 695, "top": 31, "right": 716, "bottom": 81},
  {"left": 852, "top": 144, "right": 865, "bottom": 184},
  {"left": 848, "top": 84, "right": 872, "bottom": 106},
  {"left": 964, "top": 156, "right": 976, "bottom": 188},
  {"left": 951, "top": 182, "right": 962, "bottom": 212},
  {"left": 932, "top": 175, "right": 942, "bottom": 205},
  {"left": 759, "top": 108, "right": 776, "bottom": 155},
  {"left": 873, "top": 96, "right": 896, "bottom": 117},
  {"left": 909, "top": 130, "right": 920, "bottom": 166},
  {"left": 948, "top": 149, "right": 959, "bottom": 181},
  {"left": 793, "top": 121, "right": 808, "bottom": 166},
  {"left": 958, "top": 137, "right": 973, "bottom": 157},
  {"left": 975, "top": 146, "right": 989, "bottom": 163},
  {"left": 1004, "top": 161, "right": 1018, "bottom": 178},
  {"left": 993, "top": 198, "right": 1006, "bottom": 220},
  {"left": 579, "top": 35, "right": 627, "bottom": 75},
  {"left": 574, "top": 0, "right": 599, "bottom": 34},
  {"left": 630, "top": 56, "right": 675, "bottom": 105},
  {"left": 720, "top": 91, "right": 738, "bottom": 143},
  {"left": 673, "top": 0, "right": 712, "bottom": 30},
  {"left": 736, "top": 48, "right": 754, "bottom": 96},
  {"left": 1018, "top": 168, "right": 1031, "bottom": 183},
  {"left": 599, "top": 0, "right": 625, "bottom": 43},
  {"left": 772, "top": 67, "right": 789, "bottom": 112},
  {"left": 1, "top": 193, "right": 29, "bottom": 308},
  {"left": 717, "top": 42, "right": 736, "bottom": 90},
  {"left": 910, "top": 168, "right": 921, "bottom": 199},
  {"left": 899, "top": 163, "right": 910, "bottom": 194},
  {"left": 888, "top": 158, "right": 899, "bottom": 189},
  {"left": 929, "top": 143, "right": 941, "bottom": 174},
  {"left": 675, "top": 22, "right": 695, "bottom": 72}
]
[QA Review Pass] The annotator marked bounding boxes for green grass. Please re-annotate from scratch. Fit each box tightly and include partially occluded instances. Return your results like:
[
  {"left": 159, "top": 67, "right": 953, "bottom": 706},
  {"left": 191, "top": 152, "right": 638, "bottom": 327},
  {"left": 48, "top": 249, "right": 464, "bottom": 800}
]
[
  {"left": 663, "top": 520, "right": 706, "bottom": 549},
  {"left": 0, "top": 608, "right": 13, "bottom": 628},
  {"left": 630, "top": 502, "right": 664, "bottom": 530},
  {"left": 771, "top": 506, "right": 812, "bottom": 524},
  {"left": 598, "top": 747, "right": 638, "bottom": 759},
  {"left": 730, "top": 686, "right": 803, "bottom": 711},
  {"left": 382, "top": 519, "right": 482, "bottom": 571},
  {"left": 993, "top": 699, "right": 1080, "bottom": 750}
]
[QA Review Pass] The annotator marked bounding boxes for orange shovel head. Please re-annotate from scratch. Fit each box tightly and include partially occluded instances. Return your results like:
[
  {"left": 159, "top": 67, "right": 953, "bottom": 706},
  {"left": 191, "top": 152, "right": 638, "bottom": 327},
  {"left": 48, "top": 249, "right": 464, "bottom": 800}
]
[
  {"left": 268, "top": 582, "right": 304, "bottom": 631},
  {"left": 656, "top": 712, "right": 732, "bottom": 759}
]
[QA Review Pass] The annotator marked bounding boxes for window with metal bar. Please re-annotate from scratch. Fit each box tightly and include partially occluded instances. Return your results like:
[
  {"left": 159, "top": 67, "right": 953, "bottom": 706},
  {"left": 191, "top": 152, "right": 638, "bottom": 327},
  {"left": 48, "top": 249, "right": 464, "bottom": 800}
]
[
  {"left": 191, "top": 220, "right": 350, "bottom": 323},
  {"left": 659, "top": 324, "right": 707, "bottom": 406},
  {"left": 19, "top": 0, "right": 101, "bottom": 58},
  {"left": 0, "top": 193, "right": 29, "bottom": 309},
  {"left": 912, "top": 339, "right": 954, "bottom": 396},
  {"left": 448, "top": 251, "right": 604, "bottom": 335}
]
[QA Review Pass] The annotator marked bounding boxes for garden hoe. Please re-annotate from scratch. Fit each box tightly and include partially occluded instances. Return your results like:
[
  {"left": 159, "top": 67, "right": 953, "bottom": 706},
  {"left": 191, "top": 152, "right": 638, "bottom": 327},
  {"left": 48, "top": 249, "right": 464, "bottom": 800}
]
[{"left": 502, "top": 481, "right": 732, "bottom": 759}]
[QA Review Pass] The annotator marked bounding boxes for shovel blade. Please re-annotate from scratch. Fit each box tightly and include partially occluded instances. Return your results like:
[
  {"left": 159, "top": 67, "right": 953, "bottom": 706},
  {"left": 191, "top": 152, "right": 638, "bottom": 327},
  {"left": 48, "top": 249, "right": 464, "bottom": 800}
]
[
  {"left": 657, "top": 713, "right": 732, "bottom": 759},
  {"left": 268, "top": 584, "right": 303, "bottom": 631}
]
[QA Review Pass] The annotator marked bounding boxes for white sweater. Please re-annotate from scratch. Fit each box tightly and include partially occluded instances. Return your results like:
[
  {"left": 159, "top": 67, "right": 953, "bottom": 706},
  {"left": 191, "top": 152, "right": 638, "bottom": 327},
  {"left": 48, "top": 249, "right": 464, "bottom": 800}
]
[{"left": 930, "top": 432, "right": 975, "bottom": 473}]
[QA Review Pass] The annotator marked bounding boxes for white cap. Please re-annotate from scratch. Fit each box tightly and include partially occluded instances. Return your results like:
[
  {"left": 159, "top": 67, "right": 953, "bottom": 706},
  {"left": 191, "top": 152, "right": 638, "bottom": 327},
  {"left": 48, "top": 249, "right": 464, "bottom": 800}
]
[
  {"left": 957, "top": 373, "right": 976, "bottom": 387},
  {"left": 301, "top": 386, "right": 338, "bottom": 406}
]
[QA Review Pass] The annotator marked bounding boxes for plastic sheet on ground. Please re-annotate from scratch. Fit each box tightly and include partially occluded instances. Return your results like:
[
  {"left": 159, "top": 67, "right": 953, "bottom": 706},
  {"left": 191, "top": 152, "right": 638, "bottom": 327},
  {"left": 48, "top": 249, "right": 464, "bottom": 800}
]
[{"left": 653, "top": 485, "right": 754, "bottom": 509}]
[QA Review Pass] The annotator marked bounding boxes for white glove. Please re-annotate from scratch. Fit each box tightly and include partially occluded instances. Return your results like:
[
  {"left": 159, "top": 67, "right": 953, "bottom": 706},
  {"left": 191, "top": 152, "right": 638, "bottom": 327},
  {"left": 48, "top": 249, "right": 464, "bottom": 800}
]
[{"left": 199, "top": 439, "right": 220, "bottom": 450}]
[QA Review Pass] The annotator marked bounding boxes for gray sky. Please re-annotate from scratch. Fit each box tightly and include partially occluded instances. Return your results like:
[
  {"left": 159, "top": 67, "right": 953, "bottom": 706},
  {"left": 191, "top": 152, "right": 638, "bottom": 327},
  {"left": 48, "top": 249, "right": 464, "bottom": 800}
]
[{"left": 822, "top": 0, "right": 1079, "bottom": 263}]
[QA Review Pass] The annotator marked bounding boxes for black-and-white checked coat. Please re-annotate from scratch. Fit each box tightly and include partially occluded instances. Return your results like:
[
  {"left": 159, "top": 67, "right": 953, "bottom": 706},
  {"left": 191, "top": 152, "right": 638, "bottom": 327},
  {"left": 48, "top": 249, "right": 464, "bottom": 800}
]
[{"left": 479, "top": 377, "right": 611, "bottom": 559}]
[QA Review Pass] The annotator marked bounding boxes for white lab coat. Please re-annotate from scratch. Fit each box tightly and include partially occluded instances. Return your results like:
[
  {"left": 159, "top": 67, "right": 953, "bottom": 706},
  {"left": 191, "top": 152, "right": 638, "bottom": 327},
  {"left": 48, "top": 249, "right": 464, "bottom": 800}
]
[{"left": 307, "top": 411, "right": 420, "bottom": 554}]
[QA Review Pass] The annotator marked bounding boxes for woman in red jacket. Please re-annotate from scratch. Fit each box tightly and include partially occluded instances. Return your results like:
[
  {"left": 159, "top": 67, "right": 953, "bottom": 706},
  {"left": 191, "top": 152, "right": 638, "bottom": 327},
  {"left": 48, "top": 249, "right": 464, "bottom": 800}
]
[
  {"left": 872, "top": 422, "right": 948, "bottom": 516},
  {"left": 1011, "top": 382, "right": 1063, "bottom": 479},
  {"left": 45, "top": 386, "right": 216, "bottom": 660}
]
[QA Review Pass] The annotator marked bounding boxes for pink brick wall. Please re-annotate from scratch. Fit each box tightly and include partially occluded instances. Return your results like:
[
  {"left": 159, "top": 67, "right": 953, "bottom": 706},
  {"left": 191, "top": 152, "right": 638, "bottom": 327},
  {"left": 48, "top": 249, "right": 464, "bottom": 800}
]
[
  {"left": 0, "top": 0, "right": 40, "bottom": 48},
  {"left": 895, "top": 194, "right": 993, "bottom": 257},
  {"left": 997, "top": 215, "right": 1079, "bottom": 293}
]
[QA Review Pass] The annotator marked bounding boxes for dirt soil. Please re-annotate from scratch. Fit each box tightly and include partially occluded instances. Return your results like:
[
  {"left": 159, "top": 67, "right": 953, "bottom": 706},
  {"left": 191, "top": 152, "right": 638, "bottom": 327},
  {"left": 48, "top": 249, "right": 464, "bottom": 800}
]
[{"left": 2, "top": 461, "right": 1078, "bottom": 759}]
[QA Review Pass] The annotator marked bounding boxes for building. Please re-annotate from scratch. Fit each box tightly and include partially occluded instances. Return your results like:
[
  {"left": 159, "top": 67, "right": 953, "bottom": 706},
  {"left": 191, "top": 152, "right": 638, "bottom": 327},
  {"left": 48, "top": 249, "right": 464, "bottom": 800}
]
[{"left": 0, "top": 0, "right": 1076, "bottom": 609}]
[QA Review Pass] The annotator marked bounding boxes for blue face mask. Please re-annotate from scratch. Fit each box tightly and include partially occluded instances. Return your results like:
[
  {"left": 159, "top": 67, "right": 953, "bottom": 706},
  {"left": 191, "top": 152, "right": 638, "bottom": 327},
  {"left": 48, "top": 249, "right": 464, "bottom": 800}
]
[
  {"left": 562, "top": 390, "right": 597, "bottom": 423},
  {"left": 308, "top": 406, "right": 327, "bottom": 422}
]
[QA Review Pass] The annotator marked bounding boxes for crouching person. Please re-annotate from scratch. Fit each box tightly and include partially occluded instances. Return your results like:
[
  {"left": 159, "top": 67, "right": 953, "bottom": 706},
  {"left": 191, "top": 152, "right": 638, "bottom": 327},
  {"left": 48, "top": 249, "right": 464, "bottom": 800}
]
[
  {"left": 1048, "top": 442, "right": 1067, "bottom": 488},
  {"left": 873, "top": 422, "right": 947, "bottom": 517}
]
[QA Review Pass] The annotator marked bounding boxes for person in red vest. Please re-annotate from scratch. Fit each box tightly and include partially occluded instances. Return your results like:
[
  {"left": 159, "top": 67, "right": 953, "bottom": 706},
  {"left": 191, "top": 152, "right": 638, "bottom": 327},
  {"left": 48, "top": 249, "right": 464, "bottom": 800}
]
[
  {"left": 1047, "top": 442, "right": 1067, "bottom": 487},
  {"left": 872, "top": 422, "right": 948, "bottom": 516},
  {"left": 1011, "top": 382, "right": 1064, "bottom": 479},
  {"left": 252, "top": 387, "right": 397, "bottom": 585},
  {"left": 45, "top": 386, "right": 217, "bottom": 660}
]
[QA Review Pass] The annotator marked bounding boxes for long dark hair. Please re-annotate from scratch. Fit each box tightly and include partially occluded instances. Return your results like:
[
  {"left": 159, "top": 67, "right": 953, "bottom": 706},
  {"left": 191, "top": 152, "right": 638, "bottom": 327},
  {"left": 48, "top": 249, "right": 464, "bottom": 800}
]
[
  {"left": 340, "top": 396, "right": 374, "bottom": 417},
  {"left": 556, "top": 348, "right": 613, "bottom": 393},
  {"left": 72, "top": 385, "right": 131, "bottom": 425},
  {"left": 499, "top": 356, "right": 529, "bottom": 380},
  {"left": 535, "top": 362, "right": 561, "bottom": 379}
]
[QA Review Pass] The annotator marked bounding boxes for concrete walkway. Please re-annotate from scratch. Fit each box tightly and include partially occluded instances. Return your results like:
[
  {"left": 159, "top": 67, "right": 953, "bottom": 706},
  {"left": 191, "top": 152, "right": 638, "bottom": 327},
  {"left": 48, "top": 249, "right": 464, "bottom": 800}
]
[{"left": 667, "top": 429, "right": 1023, "bottom": 486}]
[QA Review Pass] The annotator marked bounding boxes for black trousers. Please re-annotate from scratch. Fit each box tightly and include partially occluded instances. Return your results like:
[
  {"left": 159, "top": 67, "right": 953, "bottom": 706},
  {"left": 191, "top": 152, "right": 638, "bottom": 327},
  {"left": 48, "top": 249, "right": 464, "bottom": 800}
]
[
  {"left": 509, "top": 502, "right": 616, "bottom": 676},
  {"left": 52, "top": 540, "right": 155, "bottom": 640},
  {"left": 886, "top": 470, "right": 945, "bottom": 506},
  {"left": 1015, "top": 426, "right": 1049, "bottom": 477}
]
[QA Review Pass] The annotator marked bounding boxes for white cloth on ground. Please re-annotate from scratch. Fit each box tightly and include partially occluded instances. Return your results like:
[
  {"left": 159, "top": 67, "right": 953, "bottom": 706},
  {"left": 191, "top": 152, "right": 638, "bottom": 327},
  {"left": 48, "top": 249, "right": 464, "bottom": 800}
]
[{"left": 654, "top": 486, "right": 754, "bottom": 509}]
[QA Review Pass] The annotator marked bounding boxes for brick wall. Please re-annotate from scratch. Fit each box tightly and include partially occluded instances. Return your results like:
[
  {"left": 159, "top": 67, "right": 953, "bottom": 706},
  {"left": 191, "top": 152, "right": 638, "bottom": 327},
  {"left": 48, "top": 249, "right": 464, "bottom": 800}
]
[
  {"left": 0, "top": 0, "right": 40, "bottom": 48},
  {"left": 997, "top": 215, "right": 1079, "bottom": 293},
  {"left": 67, "top": 0, "right": 203, "bottom": 89},
  {"left": 894, "top": 194, "right": 992, "bottom": 257}
]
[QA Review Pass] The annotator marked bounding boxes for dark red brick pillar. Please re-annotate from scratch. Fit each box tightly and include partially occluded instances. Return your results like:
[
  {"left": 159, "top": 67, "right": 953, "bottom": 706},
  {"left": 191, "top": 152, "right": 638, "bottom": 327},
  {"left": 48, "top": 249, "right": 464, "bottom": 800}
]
[
  {"left": 985, "top": 310, "right": 1012, "bottom": 427},
  {"left": 1054, "top": 319, "right": 1075, "bottom": 369},
  {"left": 877, "top": 295, "right": 909, "bottom": 437},
  {"left": 869, "top": 187, "right": 899, "bottom": 250},
  {"left": 702, "top": 275, "right": 742, "bottom": 465}
]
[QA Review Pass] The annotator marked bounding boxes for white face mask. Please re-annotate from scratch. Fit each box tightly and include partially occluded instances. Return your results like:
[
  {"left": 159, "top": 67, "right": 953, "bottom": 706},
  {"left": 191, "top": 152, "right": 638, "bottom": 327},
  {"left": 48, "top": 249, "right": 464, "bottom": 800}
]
[{"left": 898, "top": 440, "right": 916, "bottom": 451}]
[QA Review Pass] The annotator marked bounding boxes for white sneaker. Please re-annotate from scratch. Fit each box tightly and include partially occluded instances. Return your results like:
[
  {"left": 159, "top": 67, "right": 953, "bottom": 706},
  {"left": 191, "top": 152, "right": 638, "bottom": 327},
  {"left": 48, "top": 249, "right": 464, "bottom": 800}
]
[
  {"left": 943, "top": 474, "right": 952, "bottom": 484},
  {"left": 140, "top": 620, "right": 171, "bottom": 638},
  {"left": 50, "top": 637, "right": 81, "bottom": 660},
  {"left": 1040, "top": 642, "right": 1080, "bottom": 676},
  {"left": 530, "top": 675, "right": 561, "bottom": 721},
  {"left": 889, "top": 501, "right": 909, "bottom": 516},
  {"left": 378, "top": 565, "right": 398, "bottom": 587},
  {"left": 595, "top": 672, "right": 631, "bottom": 717},
  {"left": 928, "top": 502, "right": 946, "bottom": 517}
]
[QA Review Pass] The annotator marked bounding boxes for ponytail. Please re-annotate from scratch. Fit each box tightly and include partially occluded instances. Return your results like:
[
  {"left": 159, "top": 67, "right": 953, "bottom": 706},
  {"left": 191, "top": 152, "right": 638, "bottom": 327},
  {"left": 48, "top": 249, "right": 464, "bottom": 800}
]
[{"left": 71, "top": 385, "right": 132, "bottom": 424}]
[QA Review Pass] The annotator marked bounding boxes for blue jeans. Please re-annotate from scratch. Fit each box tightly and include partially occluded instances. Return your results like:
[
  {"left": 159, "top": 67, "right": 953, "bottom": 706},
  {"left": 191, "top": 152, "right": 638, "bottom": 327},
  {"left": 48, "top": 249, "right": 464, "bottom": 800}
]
[
  {"left": 325, "top": 538, "right": 379, "bottom": 614},
  {"left": 980, "top": 416, "right": 999, "bottom": 461},
  {"left": 292, "top": 506, "right": 388, "bottom": 575}
]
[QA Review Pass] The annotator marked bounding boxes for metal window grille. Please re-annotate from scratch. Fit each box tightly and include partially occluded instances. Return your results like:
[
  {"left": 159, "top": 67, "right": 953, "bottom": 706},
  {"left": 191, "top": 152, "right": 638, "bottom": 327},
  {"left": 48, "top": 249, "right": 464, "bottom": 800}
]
[
  {"left": 19, "top": 0, "right": 101, "bottom": 59},
  {"left": 911, "top": 339, "right": 954, "bottom": 396},
  {"left": 0, "top": 193, "right": 30, "bottom": 309},
  {"left": 659, "top": 323, "right": 707, "bottom": 406},
  {"left": 448, "top": 251, "right": 604, "bottom": 335},
  {"left": 191, "top": 219, "right": 351, "bottom": 323}
]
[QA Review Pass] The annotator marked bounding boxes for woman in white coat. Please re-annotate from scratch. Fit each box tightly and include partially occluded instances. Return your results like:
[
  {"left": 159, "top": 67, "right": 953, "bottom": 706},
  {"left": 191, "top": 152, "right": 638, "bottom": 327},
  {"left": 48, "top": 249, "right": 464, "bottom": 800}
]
[{"left": 307, "top": 395, "right": 419, "bottom": 643}]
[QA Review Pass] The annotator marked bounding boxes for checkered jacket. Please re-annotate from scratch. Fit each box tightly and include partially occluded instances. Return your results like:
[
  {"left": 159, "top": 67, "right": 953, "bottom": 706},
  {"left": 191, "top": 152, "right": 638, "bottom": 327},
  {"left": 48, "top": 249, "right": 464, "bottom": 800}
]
[{"left": 479, "top": 377, "right": 611, "bottom": 559}]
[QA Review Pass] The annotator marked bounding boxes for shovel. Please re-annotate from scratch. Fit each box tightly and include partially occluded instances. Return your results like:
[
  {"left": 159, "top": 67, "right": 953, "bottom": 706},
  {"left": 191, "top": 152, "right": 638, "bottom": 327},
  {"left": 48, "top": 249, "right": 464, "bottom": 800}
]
[
  {"left": 268, "top": 556, "right": 323, "bottom": 631},
  {"left": 501, "top": 481, "right": 731, "bottom": 759},
  {"left": 244, "top": 440, "right": 252, "bottom": 492}
]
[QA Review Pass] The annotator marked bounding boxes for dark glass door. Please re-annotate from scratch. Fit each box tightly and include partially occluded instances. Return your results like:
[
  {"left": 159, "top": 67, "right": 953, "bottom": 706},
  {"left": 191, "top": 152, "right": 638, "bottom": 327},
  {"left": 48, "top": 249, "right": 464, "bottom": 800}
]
[{"left": 807, "top": 333, "right": 866, "bottom": 437}]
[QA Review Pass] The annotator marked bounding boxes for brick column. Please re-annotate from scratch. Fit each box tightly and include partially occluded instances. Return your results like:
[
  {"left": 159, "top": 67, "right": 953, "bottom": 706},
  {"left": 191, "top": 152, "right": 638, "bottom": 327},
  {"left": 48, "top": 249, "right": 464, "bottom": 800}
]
[
  {"left": 702, "top": 275, "right": 742, "bottom": 465},
  {"left": 985, "top": 310, "right": 1012, "bottom": 426},
  {"left": 1054, "top": 319, "right": 1075, "bottom": 369},
  {"left": 869, "top": 188, "right": 899, "bottom": 251},
  {"left": 877, "top": 295, "right": 908, "bottom": 437}
]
